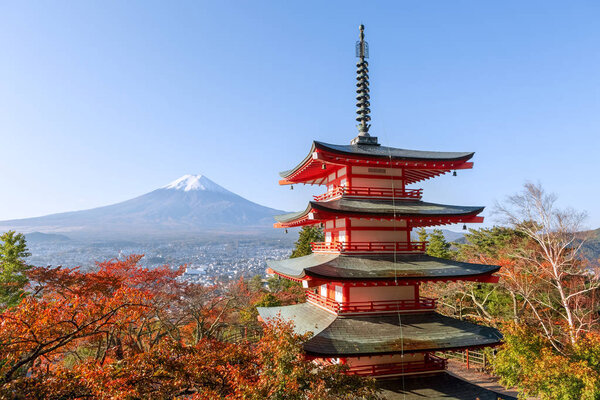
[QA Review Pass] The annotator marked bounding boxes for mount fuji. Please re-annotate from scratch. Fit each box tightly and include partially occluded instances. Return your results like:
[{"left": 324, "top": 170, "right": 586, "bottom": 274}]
[{"left": 0, "top": 175, "right": 285, "bottom": 239}]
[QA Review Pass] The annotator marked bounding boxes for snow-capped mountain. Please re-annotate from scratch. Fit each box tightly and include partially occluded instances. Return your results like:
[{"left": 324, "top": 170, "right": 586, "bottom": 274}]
[
  {"left": 162, "top": 174, "right": 231, "bottom": 193},
  {"left": 0, "top": 175, "right": 284, "bottom": 239}
]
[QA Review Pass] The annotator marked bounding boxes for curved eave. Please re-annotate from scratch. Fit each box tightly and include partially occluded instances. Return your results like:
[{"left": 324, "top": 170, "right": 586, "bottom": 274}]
[
  {"left": 378, "top": 373, "right": 518, "bottom": 400},
  {"left": 311, "top": 200, "right": 485, "bottom": 218},
  {"left": 258, "top": 303, "right": 502, "bottom": 357},
  {"left": 274, "top": 203, "right": 314, "bottom": 227},
  {"left": 266, "top": 253, "right": 500, "bottom": 282},
  {"left": 304, "top": 342, "right": 501, "bottom": 358},
  {"left": 279, "top": 141, "right": 475, "bottom": 184},
  {"left": 314, "top": 141, "right": 474, "bottom": 162},
  {"left": 279, "top": 142, "right": 318, "bottom": 179},
  {"left": 304, "top": 267, "right": 500, "bottom": 283},
  {"left": 270, "top": 266, "right": 500, "bottom": 285},
  {"left": 274, "top": 200, "right": 485, "bottom": 227},
  {"left": 303, "top": 311, "right": 502, "bottom": 357}
]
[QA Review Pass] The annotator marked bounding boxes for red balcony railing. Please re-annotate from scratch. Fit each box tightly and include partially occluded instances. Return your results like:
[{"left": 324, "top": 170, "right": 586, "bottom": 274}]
[
  {"left": 345, "top": 355, "right": 447, "bottom": 377},
  {"left": 310, "top": 241, "right": 427, "bottom": 254},
  {"left": 339, "top": 298, "right": 436, "bottom": 313},
  {"left": 306, "top": 291, "right": 341, "bottom": 312},
  {"left": 313, "top": 186, "right": 423, "bottom": 202},
  {"left": 306, "top": 291, "right": 436, "bottom": 314}
]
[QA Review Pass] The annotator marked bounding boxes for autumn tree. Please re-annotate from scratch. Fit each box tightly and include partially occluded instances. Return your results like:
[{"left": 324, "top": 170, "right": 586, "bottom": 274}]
[
  {"left": 496, "top": 182, "right": 600, "bottom": 348},
  {"left": 453, "top": 226, "right": 531, "bottom": 322},
  {"left": 0, "top": 255, "right": 184, "bottom": 385},
  {"left": 1, "top": 305, "right": 379, "bottom": 399},
  {"left": 246, "top": 321, "right": 379, "bottom": 400},
  {"left": 493, "top": 323, "right": 600, "bottom": 400},
  {"left": 0, "top": 231, "right": 31, "bottom": 309},
  {"left": 248, "top": 274, "right": 264, "bottom": 292},
  {"left": 239, "top": 273, "right": 306, "bottom": 327},
  {"left": 0, "top": 252, "right": 375, "bottom": 399},
  {"left": 420, "top": 228, "right": 509, "bottom": 321}
]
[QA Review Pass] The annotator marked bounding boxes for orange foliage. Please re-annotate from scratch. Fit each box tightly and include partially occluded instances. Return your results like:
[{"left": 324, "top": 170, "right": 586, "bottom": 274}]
[
  {"left": 2, "top": 321, "right": 376, "bottom": 399},
  {"left": 0, "top": 255, "right": 375, "bottom": 399}
]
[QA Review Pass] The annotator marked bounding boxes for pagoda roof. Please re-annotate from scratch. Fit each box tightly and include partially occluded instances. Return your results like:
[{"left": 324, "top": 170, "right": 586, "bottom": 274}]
[
  {"left": 279, "top": 141, "right": 474, "bottom": 185},
  {"left": 378, "top": 373, "right": 517, "bottom": 400},
  {"left": 280, "top": 141, "right": 474, "bottom": 178},
  {"left": 316, "top": 141, "right": 474, "bottom": 162},
  {"left": 257, "top": 303, "right": 501, "bottom": 356},
  {"left": 274, "top": 198, "right": 484, "bottom": 227},
  {"left": 266, "top": 253, "right": 500, "bottom": 282}
]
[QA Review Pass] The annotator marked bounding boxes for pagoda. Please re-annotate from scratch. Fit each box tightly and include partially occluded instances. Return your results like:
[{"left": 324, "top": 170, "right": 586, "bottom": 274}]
[{"left": 258, "top": 25, "right": 502, "bottom": 380}]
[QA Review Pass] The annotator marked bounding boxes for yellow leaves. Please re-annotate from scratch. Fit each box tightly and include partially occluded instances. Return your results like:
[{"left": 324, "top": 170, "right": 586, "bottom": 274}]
[{"left": 494, "top": 325, "right": 600, "bottom": 400}]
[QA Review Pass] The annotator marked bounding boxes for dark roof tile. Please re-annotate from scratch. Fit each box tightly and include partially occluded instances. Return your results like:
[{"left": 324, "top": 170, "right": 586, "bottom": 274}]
[
  {"left": 258, "top": 303, "right": 502, "bottom": 356},
  {"left": 267, "top": 253, "right": 499, "bottom": 280},
  {"left": 274, "top": 198, "right": 484, "bottom": 223}
]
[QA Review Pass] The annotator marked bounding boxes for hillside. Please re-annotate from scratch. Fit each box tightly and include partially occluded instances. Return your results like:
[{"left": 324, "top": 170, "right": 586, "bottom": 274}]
[
  {"left": 0, "top": 175, "right": 284, "bottom": 240},
  {"left": 582, "top": 228, "right": 600, "bottom": 261}
]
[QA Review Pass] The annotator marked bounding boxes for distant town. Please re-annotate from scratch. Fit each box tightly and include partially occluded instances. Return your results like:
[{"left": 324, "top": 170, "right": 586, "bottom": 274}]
[{"left": 26, "top": 237, "right": 294, "bottom": 285}]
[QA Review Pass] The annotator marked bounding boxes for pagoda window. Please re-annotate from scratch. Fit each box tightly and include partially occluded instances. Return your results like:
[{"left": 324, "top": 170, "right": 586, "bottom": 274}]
[
  {"left": 320, "top": 284, "right": 328, "bottom": 298},
  {"left": 334, "top": 285, "right": 344, "bottom": 302},
  {"left": 340, "top": 178, "right": 347, "bottom": 187},
  {"left": 349, "top": 285, "right": 415, "bottom": 303},
  {"left": 350, "top": 229, "right": 408, "bottom": 243},
  {"left": 345, "top": 353, "right": 424, "bottom": 368},
  {"left": 349, "top": 218, "right": 407, "bottom": 228},
  {"left": 349, "top": 166, "right": 404, "bottom": 190},
  {"left": 326, "top": 221, "right": 334, "bottom": 229},
  {"left": 351, "top": 166, "right": 403, "bottom": 177},
  {"left": 325, "top": 232, "right": 332, "bottom": 243},
  {"left": 338, "top": 230, "right": 346, "bottom": 243}
]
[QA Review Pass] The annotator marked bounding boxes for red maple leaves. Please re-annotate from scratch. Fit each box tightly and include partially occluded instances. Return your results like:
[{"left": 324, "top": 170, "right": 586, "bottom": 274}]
[{"left": 0, "top": 255, "right": 376, "bottom": 399}]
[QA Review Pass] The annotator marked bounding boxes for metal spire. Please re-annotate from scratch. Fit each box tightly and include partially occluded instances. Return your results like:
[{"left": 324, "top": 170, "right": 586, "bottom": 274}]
[{"left": 351, "top": 24, "right": 378, "bottom": 145}]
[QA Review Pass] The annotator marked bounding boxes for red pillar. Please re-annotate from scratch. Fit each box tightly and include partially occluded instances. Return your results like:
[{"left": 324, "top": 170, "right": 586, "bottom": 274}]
[
  {"left": 343, "top": 283, "right": 350, "bottom": 303},
  {"left": 466, "top": 349, "right": 470, "bottom": 369}
]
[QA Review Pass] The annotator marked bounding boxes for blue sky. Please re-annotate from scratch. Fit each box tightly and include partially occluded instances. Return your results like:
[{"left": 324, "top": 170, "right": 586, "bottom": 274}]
[{"left": 1, "top": 1, "right": 599, "bottom": 229}]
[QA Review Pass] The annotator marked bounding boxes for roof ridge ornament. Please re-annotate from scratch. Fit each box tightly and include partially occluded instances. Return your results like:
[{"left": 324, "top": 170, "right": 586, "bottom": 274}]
[{"left": 351, "top": 24, "right": 379, "bottom": 146}]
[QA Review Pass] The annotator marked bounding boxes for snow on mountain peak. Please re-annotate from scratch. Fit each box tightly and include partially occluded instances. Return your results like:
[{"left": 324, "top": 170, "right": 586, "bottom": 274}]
[{"left": 163, "top": 174, "right": 230, "bottom": 193}]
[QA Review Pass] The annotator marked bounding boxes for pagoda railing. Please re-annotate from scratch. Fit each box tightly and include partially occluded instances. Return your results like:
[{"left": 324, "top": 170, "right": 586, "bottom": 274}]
[
  {"left": 306, "top": 291, "right": 436, "bottom": 314},
  {"left": 313, "top": 186, "right": 423, "bottom": 202},
  {"left": 345, "top": 355, "right": 447, "bottom": 377},
  {"left": 306, "top": 291, "right": 341, "bottom": 312},
  {"left": 311, "top": 241, "right": 428, "bottom": 254}
]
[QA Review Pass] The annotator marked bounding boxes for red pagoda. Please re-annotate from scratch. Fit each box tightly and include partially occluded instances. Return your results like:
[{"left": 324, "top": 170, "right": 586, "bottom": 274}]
[{"left": 258, "top": 25, "right": 501, "bottom": 380}]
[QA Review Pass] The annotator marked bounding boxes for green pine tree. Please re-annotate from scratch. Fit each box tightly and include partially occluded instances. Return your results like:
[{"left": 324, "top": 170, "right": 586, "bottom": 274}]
[
  {"left": 416, "top": 227, "right": 428, "bottom": 243},
  {"left": 425, "top": 229, "right": 454, "bottom": 259},
  {"left": 289, "top": 226, "right": 324, "bottom": 258},
  {"left": 456, "top": 226, "right": 527, "bottom": 261},
  {"left": 266, "top": 276, "right": 298, "bottom": 292},
  {"left": 254, "top": 292, "right": 282, "bottom": 308},
  {"left": 0, "top": 231, "right": 31, "bottom": 308}
]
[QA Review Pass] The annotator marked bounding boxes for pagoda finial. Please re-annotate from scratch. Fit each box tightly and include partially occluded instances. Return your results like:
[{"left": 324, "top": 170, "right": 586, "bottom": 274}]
[{"left": 351, "top": 24, "right": 378, "bottom": 146}]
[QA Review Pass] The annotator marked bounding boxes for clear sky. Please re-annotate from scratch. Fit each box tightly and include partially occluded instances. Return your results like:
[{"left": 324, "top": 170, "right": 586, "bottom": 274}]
[{"left": 1, "top": 1, "right": 599, "bottom": 229}]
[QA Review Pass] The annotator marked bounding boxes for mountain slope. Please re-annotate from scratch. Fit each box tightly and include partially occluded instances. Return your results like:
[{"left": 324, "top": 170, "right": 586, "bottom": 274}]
[
  {"left": 0, "top": 175, "right": 284, "bottom": 239},
  {"left": 582, "top": 228, "right": 600, "bottom": 261}
]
